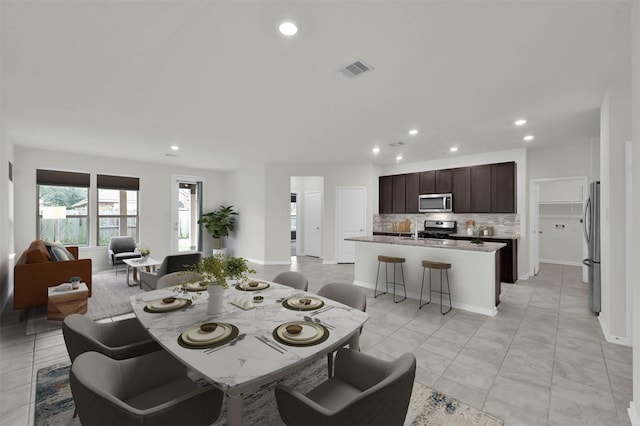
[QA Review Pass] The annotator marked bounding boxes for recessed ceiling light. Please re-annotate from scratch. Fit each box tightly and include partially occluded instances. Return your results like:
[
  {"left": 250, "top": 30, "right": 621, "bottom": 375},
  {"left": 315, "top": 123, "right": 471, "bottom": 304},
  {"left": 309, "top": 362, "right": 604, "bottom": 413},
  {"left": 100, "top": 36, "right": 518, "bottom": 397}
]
[
  {"left": 372, "top": 147, "right": 380, "bottom": 154},
  {"left": 523, "top": 135, "right": 534, "bottom": 141},
  {"left": 279, "top": 21, "right": 298, "bottom": 36},
  {"left": 396, "top": 155, "right": 403, "bottom": 161},
  {"left": 450, "top": 147, "right": 458, "bottom": 152},
  {"left": 170, "top": 145, "right": 179, "bottom": 150},
  {"left": 408, "top": 129, "right": 418, "bottom": 136},
  {"left": 515, "top": 119, "right": 527, "bottom": 126}
]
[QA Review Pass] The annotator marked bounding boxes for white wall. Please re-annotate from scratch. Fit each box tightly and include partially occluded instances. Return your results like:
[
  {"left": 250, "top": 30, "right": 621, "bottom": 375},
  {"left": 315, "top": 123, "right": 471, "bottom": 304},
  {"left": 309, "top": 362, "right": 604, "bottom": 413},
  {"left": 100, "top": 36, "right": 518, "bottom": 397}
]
[
  {"left": 600, "top": 77, "right": 632, "bottom": 344},
  {"left": 528, "top": 138, "right": 599, "bottom": 181},
  {"left": 379, "top": 148, "right": 529, "bottom": 278},
  {"left": 630, "top": 1, "right": 639, "bottom": 422},
  {"left": 13, "top": 147, "right": 227, "bottom": 268},
  {"left": 0, "top": 124, "right": 15, "bottom": 318},
  {"left": 225, "top": 164, "right": 267, "bottom": 262},
  {"left": 261, "top": 163, "right": 378, "bottom": 264}
]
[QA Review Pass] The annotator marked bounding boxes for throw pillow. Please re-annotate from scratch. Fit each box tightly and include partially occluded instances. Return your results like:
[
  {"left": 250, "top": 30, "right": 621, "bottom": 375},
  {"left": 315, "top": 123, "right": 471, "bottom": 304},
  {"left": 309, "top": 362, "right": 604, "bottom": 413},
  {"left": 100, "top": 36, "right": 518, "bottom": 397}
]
[{"left": 45, "top": 242, "right": 76, "bottom": 261}]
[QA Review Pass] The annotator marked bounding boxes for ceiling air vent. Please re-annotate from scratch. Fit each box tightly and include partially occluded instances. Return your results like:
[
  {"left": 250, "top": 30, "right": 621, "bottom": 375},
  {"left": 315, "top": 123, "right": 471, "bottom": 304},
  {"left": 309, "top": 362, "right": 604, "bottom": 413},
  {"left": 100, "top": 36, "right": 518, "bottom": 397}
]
[
  {"left": 339, "top": 60, "right": 374, "bottom": 78},
  {"left": 388, "top": 141, "right": 406, "bottom": 147}
]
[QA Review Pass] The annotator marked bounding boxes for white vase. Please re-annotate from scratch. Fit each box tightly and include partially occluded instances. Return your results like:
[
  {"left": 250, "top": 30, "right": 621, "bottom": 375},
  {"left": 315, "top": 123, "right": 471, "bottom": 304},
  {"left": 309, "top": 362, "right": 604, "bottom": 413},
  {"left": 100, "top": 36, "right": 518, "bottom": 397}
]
[
  {"left": 207, "top": 284, "right": 225, "bottom": 315},
  {"left": 212, "top": 248, "right": 227, "bottom": 256}
]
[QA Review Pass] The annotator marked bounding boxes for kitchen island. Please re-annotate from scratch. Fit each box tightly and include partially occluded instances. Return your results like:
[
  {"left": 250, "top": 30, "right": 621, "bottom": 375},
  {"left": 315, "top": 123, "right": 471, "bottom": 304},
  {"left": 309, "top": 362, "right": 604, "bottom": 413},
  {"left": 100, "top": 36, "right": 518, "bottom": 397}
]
[{"left": 346, "top": 236, "right": 506, "bottom": 316}]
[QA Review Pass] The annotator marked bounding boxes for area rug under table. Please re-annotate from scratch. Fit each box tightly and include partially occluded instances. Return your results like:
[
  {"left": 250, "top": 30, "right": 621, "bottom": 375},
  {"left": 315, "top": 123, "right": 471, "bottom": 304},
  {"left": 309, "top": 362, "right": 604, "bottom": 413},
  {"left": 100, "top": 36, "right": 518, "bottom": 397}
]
[{"left": 36, "top": 360, "right": 502, "bottom": 426}]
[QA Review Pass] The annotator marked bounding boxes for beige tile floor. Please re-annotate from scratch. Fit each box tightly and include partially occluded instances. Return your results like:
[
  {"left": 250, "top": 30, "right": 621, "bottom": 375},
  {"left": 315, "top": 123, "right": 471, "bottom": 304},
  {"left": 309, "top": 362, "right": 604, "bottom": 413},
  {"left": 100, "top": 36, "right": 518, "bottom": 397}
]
[{"left": 0, "top": 258, "right": 632, "bottom": 426}]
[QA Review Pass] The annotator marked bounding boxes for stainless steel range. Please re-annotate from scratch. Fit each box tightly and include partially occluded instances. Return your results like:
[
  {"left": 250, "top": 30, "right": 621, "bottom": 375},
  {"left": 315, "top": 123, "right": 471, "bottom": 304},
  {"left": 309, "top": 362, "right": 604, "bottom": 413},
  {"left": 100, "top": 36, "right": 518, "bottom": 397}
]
[{"left": 418, "top": 220, "right": 457, "bottom": 239}]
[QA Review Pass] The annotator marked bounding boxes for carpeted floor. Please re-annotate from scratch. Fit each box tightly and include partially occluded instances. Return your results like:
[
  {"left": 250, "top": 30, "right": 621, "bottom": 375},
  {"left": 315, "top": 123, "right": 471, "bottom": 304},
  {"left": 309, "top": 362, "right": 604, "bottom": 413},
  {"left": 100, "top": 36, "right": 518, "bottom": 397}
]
[
  {"left": 26, "top": 269, "right": 143, "bottom": 335},
  {"left": 36, "top": 360, "right": 503, "bottom": 426}
]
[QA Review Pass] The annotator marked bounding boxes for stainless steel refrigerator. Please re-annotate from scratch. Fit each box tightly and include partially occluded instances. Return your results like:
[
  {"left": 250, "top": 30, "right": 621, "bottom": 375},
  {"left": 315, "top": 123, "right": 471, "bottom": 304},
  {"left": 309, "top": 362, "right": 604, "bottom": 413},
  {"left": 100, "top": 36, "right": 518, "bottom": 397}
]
[{"left": 583, "top": 181, "right": 601, "bottom": 314}]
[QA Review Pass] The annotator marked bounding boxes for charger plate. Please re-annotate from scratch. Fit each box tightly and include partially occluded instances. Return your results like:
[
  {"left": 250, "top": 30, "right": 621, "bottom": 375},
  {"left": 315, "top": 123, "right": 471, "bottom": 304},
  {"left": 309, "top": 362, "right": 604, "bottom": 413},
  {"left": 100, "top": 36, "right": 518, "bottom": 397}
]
[
  {"left": 282, "top": 296, "right": 324, "bottom": 311},
  {"left": 178, "top": 323, "right": 239, "bottom": 350},
  {"left": 144, "top": 298, "right": 192, "bottom": 313},
  {"left": 236, "top": 281, "right": 270, "bottom": 291},
  {"left": 273, "top": 321, "right": 329, "bottom": 347}
]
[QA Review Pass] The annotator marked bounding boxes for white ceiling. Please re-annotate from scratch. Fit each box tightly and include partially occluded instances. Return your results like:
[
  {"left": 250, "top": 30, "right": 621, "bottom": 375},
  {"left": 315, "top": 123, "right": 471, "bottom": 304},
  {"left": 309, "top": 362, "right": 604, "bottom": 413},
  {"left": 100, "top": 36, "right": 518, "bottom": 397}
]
[{"left": 1, "top": 1, "right": 632, "bottom": 171}]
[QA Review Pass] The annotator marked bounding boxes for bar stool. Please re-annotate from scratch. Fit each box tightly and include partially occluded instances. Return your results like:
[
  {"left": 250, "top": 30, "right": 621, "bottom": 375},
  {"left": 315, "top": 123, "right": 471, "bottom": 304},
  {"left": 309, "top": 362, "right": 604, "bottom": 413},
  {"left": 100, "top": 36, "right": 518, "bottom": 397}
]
[
  {"left": 375, "top": 255, "right": 407, "bottom": 303},
  {"left": 420, "top": 260, "right": 452, "bottom": 315}
]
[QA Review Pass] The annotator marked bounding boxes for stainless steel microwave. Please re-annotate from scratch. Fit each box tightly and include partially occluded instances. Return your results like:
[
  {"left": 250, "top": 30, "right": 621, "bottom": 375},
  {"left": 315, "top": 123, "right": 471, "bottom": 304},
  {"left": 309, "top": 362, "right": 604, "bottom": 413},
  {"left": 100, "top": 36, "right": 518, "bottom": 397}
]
[{"left": 418, "top": 193, "right": 453, "bottom": 213}]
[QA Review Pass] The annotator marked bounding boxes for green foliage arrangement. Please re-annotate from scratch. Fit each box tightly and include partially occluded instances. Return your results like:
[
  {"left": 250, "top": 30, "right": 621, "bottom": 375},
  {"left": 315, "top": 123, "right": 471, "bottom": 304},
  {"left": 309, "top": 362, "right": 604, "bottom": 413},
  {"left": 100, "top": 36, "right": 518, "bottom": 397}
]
[
  {"left": 187, "top": 253, "right": 255, "bottom": 289},
  {"left": 198, "top": 205, "right": 238, "bottom": 249}
]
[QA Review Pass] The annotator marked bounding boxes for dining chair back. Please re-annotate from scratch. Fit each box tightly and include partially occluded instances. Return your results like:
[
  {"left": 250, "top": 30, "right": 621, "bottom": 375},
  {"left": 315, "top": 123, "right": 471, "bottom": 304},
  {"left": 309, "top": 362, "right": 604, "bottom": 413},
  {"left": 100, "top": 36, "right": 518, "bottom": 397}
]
[
  {"left": 62, "top": 314, "right": 161, "bottom": 362},
  {"left": 70, "top": 350, "right": 223, "bottom": 426},
  {"left": 317, "top": 282, "right": 367, "bottom": 376},
  {"left": 272, "top": 271, "right": 309, "bottom": 291},
  {"left": 275, "top": 348, "right": 416, "bottom": 426},
  {"left": 156, "top": 271, "right": 203, "bottom": 289}
]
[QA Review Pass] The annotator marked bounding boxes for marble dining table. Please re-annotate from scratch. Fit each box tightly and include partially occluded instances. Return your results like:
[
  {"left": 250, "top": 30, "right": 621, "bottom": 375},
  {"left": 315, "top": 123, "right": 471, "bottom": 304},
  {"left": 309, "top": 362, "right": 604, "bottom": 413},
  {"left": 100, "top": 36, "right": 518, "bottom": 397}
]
[{"left": 130, "top": 280, "right": 369, "bottom": 426}]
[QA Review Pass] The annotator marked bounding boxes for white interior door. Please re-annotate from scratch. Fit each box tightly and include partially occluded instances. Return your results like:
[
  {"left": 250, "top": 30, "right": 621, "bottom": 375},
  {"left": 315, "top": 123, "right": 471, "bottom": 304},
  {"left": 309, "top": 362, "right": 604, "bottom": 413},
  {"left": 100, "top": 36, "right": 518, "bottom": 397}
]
[
  {"left": 337, "top": 187, "right": 366, "bottom": 263},
  {"left": 304, "top": 191, "right": 321, "bottom": 257}
]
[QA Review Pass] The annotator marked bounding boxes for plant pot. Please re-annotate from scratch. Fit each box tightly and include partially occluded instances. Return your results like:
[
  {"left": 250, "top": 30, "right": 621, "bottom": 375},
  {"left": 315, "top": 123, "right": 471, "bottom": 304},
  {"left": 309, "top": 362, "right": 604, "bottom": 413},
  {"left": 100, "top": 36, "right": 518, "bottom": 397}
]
[
  {"left": 212, "top": 248, "right": 227, "bottom": 256},
  {"left": 207, "top": 284, "right": 225, "bottom": 315}
]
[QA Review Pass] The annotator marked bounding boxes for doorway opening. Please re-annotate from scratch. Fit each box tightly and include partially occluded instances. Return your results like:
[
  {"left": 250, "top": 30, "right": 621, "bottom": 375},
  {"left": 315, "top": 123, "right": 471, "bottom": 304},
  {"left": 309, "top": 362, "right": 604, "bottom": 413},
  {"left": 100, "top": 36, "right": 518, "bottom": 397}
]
[
  {"left": 529, "top": 176, "right": 588, "bottom": 279},
  {"left": 172, "top": 175, "right": 203, "bottom": 253}
]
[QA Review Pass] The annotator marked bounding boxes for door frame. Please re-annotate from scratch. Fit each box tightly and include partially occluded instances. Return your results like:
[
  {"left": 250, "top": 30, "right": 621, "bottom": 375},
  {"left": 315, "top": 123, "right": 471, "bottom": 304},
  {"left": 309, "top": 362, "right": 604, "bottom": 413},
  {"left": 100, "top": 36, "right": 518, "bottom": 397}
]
[
  {"left": 529, "top": 176, "right": 588, "bottom": 278},
  {"left": 171, "top": 174, "right": 204, "bottom": 254},
  {"left": 335, "top": 186, "right": 367, "bottom": 263}
]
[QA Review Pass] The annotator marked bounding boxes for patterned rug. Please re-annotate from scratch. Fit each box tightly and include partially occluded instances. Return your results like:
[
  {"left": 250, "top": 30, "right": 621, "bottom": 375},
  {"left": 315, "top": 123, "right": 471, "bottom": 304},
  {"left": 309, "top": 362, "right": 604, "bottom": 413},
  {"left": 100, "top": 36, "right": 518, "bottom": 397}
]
[
  {"left": 36, "top": 360, "right": 503, "bottom": 426},
  {"left": 26, "top": 269, "right": 143, "bottom": 335}
]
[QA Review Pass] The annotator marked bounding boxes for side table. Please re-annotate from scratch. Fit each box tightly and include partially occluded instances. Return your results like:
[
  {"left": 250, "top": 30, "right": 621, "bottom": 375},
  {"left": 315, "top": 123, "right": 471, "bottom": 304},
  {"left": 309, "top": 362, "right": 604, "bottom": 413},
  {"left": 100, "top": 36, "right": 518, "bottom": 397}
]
[{"left": 47, "top": 283, "right": 88, "bottom": 321}]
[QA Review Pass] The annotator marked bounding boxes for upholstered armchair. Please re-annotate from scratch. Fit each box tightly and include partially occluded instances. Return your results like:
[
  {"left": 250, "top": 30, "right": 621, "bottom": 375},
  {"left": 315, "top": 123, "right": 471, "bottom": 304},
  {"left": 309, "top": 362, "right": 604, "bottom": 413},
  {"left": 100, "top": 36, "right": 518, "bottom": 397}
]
[
  {"left": 139, "top": 253, "right": 202, "bottom": 291},
  {"left": 70, "top": 350, "right": 223, "bottom": 426},
  {"left": 275, "top": 348, "right": 416, "bottom": 426},
  {"left": 108, "top": 236, "right": 141, "bottom": 271}
]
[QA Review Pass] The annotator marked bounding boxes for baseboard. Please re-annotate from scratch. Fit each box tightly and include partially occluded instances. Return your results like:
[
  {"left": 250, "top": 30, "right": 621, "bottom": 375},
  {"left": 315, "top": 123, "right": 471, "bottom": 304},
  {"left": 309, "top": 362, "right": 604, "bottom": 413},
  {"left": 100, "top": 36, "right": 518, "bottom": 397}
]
[
  {"left": 629, "top": 401, "right": 640, "bottom": 425},
  {"left": 322, "top": 260, "right": 337, "bottom": 265},
  {"left": 598, "top": 315, "right": 632, "bottom": 347},
  {"left": 539, "top": 259, "right": 584, "bottom": 267},
  {"left": 519, "top": 272, "right": 531, "bottom": 281}
]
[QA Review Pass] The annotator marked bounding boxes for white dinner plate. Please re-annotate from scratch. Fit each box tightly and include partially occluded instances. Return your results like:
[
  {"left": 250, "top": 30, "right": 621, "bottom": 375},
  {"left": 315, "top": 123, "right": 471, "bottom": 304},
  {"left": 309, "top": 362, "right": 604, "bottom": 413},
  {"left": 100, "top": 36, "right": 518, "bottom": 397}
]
[
  {"left": 182, "top": 323, "right": 231, "bottom": 344},
  {"left": 147, "top": 298, "right": 188, "bottom": 312},
  {"left": 276, "top": 322, "right": 325, "bottom": 344}
]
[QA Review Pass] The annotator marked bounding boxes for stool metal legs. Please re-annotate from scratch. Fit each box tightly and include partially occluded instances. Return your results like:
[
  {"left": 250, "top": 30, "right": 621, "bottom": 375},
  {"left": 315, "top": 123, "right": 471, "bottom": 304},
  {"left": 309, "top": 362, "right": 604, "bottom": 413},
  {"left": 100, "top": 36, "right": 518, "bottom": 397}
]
[
  {"left": 374, "top": 261, "right": 406, "bottom": 303},
  {"left": 420, "top": 267, "right": 451, "bottom": 315}
]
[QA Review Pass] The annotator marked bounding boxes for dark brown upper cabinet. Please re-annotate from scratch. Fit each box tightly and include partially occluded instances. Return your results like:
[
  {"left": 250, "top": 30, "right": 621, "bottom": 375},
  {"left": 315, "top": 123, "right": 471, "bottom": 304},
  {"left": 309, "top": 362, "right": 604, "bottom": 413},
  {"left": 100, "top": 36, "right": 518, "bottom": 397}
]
[
  {"left": 379, "top": 176, "right": 393, "bottom": 214},
  {"left": 436, "top": 169, "right": 453, "bottom": 193},
  {"left": 491, "top": 162, "right": 516, "bottom": 213},
  {"left": 452, "top": 167, "right": 471, "bottom": 213},
  {"left": 405, "top": 173, "right": 420, "bottom": 213},
  {"left": 471, "top": 165, "right": 492, "bottom": 213},
  {"left": 419, "top": 169, "right": 453, "bottom": 194},
  {"left": 392, "top": 174, "right": 406, "bottom": 213}
]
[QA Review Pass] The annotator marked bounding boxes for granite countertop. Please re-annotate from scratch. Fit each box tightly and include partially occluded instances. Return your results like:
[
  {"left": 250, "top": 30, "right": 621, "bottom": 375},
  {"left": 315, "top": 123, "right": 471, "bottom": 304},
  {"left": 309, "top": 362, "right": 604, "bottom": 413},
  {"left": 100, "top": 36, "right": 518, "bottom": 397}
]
[
  {"left": 346, "top": 236, "right": 506, "bottom": 253},
  {"left": 449, "top": 232, "right": 520, "bottom": 240}
]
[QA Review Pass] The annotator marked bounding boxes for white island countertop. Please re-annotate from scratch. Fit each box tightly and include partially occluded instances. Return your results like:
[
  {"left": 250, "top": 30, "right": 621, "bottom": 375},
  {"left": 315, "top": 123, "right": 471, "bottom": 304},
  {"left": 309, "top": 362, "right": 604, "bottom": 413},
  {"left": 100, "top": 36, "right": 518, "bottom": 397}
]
[
  {"left": 346, "top": 235, "right": 505, "bottom": 316},
  {"left": 346, "top": 235, "right": 506, "bottom": 252}
]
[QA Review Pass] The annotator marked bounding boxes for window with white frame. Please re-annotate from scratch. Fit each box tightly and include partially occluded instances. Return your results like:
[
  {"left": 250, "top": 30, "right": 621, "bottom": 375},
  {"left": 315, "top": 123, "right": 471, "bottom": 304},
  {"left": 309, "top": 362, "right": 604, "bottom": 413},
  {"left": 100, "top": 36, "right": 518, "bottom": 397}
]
[
  {"left": 37, "top": 169, "right": 90, "bottom": 245},
  {"left": 97, "top": 174, "right": 140, "bottom": 246}
]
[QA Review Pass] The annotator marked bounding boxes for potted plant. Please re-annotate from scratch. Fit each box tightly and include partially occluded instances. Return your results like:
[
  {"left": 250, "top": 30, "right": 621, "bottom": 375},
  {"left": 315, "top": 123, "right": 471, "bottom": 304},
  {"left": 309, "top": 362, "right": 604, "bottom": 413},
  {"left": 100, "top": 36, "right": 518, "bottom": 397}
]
[
  {"left": 186, "top": 254, "right": 256, "bottom": 314},
  {"left": 198, "top": 205, "right": 238, "bottom": 254}
]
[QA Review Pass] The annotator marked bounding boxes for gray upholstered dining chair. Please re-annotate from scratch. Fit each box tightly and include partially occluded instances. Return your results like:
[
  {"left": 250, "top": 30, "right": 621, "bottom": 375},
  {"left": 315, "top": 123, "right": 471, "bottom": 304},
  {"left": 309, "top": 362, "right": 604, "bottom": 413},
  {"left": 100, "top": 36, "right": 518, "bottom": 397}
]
[
  {"left": 155, "top": 271, "right": 203, "bottom": 290},
  {"left": 272, "top": 271, "right": 309, "bottom": 291},
  {"left": 70, "top": 350, "right": 223, "bottom": 426},
  {"left": 62, "top": 314, "right": 161, "bottom": 362},
  {"left": 107, "top": 236, "right": 141, "bottom": 275},
  {"left": 139, "top": 252, "right": 202, "bottom": 291},
  {"left": 275, "top": 348, "right": 416, "bottom": 426},
  {"left": 317, "top": 282, "right": 367, "bottom": 376}
]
